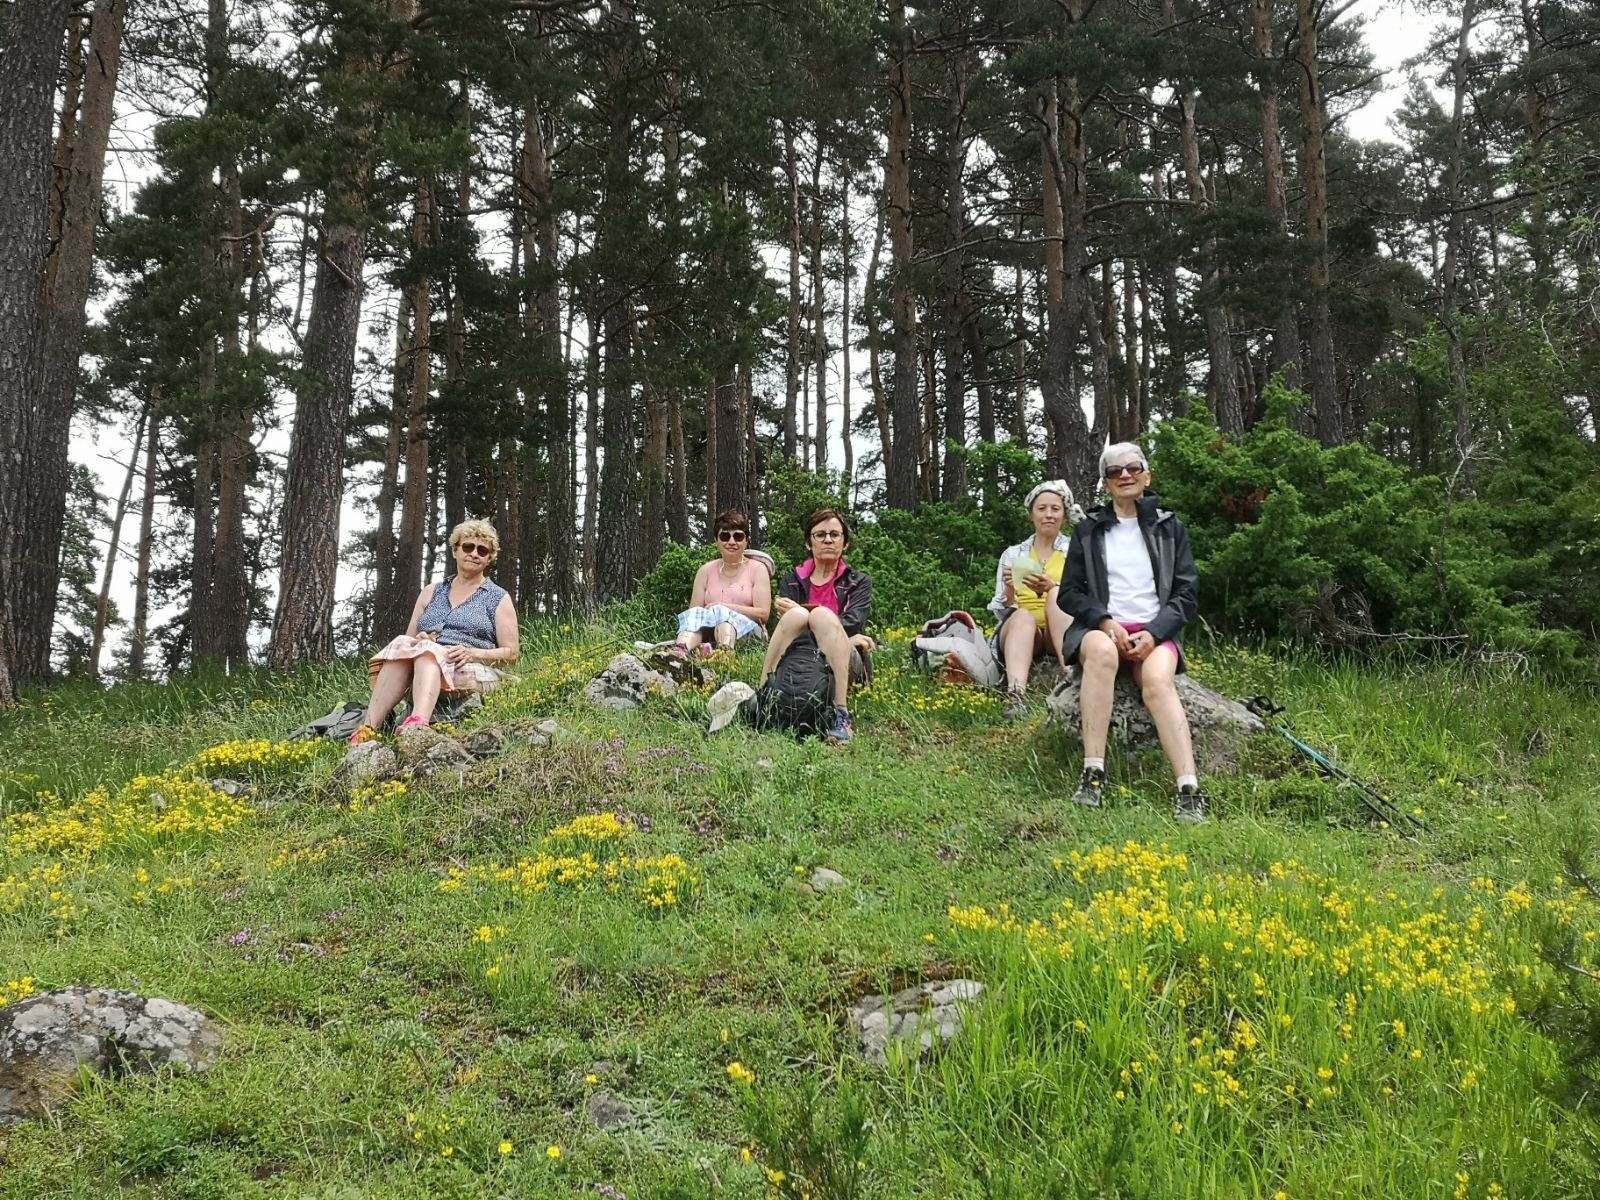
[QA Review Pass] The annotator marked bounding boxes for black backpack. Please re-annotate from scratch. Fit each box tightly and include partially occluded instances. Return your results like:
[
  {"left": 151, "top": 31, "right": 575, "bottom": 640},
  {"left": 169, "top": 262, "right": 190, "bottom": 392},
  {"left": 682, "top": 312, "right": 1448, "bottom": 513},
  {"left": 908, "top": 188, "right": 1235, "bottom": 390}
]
[{"left": 750, "top": 633, "right": 835, "bottom": 736}]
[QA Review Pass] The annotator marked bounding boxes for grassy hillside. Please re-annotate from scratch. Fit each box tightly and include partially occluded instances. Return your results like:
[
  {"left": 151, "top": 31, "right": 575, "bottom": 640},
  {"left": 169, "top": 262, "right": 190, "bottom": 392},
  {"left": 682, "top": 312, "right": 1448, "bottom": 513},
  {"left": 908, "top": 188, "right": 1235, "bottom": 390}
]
[{"left": 2, "top": 625, "right": 1597, "bottom": 1198}]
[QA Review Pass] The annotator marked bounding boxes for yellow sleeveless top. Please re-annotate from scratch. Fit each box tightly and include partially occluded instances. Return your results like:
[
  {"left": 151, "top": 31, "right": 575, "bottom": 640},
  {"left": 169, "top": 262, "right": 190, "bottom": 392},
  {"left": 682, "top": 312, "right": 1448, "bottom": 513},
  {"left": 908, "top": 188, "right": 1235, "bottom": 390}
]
[{"left": 1013, "top": 549, "right": 1066, "bottom": 619}]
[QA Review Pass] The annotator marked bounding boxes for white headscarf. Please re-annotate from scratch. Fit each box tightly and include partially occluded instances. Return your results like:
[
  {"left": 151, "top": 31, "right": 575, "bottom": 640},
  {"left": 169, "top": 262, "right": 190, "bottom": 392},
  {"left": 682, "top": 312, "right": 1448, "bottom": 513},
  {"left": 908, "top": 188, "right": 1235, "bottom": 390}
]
[{"left": 1024, "top": 479, "right": 1085, "bottom": 524}]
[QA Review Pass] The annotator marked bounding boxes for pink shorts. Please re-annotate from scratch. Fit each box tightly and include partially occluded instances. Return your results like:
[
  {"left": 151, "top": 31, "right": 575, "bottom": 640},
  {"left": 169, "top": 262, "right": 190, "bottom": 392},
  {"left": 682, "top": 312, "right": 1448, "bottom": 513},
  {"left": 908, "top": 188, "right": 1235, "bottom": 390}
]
[{"left": 1118, "top": 621, "right": 1183, "bottom": 669}]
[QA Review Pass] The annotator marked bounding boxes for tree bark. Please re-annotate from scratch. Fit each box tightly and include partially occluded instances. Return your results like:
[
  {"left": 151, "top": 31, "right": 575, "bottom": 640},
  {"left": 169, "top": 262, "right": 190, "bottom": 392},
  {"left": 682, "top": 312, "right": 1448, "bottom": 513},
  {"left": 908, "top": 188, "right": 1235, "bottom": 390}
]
[
  {"left": 839, "top": 174, "right": 855, "bottom": 497},
  {"left": 88, "top": 400, "right": 148, "bottom": 678},
  {"left": 811, "top": 151, "right": 828, "bottom": 475},
  {"left": 127, "top": 399, "right": 161, "bottom": 680},
  {"left": 525, "top": 96, "right": 571, "bottom": 607},
  {"left": 1251, "top": 0, "right": 1301, "bottom": 395},
  {"left": 1440, "top": 0, "right": 1477, "bottom": 474},
  {"left": 371, "top": 291, "right": 411, "bottom": 632},
  {"left": 784, "top": 121, "right": 802, "bottom": 463},
  {"left": 0, "top": 0, "right": 74, "bottom": 702},
  {"left": 1176, "top": 84, "right": 1241, "bottom": 431},
  {"left": 940, "top": 24, "right": 970, "bottom": 501},
  {"left": 886, "top": 0, "right": 920, "bottom": 509},
  {"left": 1294, "top": 0, "right": 1344, "bottom": 445},
  {"left": 268, "top": 7, "right": 393, "bottom": 668},
  {"left": 13, "top": 0, "right": 125, "bottom": 682},
  {"left": 863, "top": 194, "right": 891, "bottom": 483},
  {"left": 387, "top": 186, "right": 433, "bottom": 636}
]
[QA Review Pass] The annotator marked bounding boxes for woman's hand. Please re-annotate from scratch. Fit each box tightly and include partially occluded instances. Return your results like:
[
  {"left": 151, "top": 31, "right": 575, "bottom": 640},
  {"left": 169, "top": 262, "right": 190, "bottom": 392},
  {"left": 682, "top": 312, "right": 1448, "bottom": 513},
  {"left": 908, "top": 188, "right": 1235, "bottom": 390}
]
[
  {"left": 1125, "top": 631, "right": 1155, "bottom": 662},
  {"left": 774, "top": 596, "right": 797, "bottom": 617},
  {"left": 1100, "top": 619, "right": 1133, "bottom": 659},
  {"left": 444, "top": 645, "right": 477, "bottom": 666},
  {"left": 1025, "top": 573, "right": 1052, "bottom": 597},
  {"left": 850, "top": 633, "right": 876, "bottom": 653}
]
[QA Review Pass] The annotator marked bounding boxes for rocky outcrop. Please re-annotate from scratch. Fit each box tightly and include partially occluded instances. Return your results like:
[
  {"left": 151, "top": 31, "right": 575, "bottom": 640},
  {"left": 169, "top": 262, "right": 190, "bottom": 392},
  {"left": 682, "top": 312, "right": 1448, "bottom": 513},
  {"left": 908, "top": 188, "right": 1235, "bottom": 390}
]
[
  {"left": 584, "top": 653, "right": 683, "bottom": 710},
  {"left": 848, "top": 979, "right": 984, "bottom": 1066},
  {"left": 1, "top": 987, "right": 222, "bottom": 1124},
  {"left": 1045, "top": 671, "right": 1264, "bottom": 771}
]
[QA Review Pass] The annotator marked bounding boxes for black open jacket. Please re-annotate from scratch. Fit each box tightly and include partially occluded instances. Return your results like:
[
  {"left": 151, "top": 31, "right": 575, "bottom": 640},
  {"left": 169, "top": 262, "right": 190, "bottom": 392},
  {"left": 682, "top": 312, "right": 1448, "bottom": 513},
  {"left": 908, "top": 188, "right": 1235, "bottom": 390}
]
[
  {"left": 777, "top": 561, "right": 873, "bottom": 637},
  {"left": 1054, "top": 495, "right": 1198, "bottom": 667}
]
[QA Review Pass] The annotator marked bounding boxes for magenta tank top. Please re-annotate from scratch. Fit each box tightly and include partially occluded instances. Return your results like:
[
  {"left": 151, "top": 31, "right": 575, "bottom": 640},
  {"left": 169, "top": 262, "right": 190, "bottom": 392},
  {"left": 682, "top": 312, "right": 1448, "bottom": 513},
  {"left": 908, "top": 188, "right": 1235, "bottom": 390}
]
[{"left": 704, "top": 559, "right": 756, "bottom": 608}]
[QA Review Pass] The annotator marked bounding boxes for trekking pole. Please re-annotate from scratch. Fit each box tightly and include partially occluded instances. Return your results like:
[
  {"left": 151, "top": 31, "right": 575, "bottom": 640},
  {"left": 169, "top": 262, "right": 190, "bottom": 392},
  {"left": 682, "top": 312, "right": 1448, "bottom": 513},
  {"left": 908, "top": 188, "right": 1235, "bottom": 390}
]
[{"left": 1243, "top": 696, "right": 1429, "bottom": 835}]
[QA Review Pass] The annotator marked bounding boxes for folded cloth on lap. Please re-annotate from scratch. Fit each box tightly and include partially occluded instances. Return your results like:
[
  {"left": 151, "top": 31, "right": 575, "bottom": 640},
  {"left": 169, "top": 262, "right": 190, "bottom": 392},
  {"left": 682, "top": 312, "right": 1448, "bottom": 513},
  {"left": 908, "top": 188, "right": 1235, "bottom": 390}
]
[
  {"left": 368, "top": 635, "right": 504, "bottom": 694},
  {"left": 675, "top": 604, "right": 763, "bottom": 642}
]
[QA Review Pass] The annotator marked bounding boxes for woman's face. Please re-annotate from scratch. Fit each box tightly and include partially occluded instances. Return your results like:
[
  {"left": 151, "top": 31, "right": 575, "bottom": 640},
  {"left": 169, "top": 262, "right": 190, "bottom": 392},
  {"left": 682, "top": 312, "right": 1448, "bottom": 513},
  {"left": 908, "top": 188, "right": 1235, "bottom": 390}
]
[
  {"left": 453, "top": 536, "right": 495, "bottom": 574},
  {"left": 808, "top": 518, "right": 846, "bottom": 564},
  {"left": 715, "top": 526, "right": 748, "bottom": 560},
  {"left": 1030, "top": 493, "right": 1065, "bottom": 537},
  {"left": 1104, "top": 455, "right": 1150, "bottom": 503}
]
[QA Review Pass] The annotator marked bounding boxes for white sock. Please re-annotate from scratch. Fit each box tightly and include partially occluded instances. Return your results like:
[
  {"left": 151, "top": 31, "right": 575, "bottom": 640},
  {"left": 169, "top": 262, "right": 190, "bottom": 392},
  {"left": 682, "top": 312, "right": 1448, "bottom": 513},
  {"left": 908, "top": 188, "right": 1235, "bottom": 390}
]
[
  {"left": 1083, "top": 757, "right": 1105, "bottom": 773},
  {"left": 1176, "top": 774, "right": 1198, "bottom": 791}
]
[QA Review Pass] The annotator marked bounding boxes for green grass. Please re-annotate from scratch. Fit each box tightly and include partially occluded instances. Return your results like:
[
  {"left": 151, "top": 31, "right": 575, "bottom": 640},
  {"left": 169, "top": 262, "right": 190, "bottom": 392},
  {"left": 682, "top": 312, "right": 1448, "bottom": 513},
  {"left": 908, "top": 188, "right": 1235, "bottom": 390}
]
[{"left": 1, "top": 626, "right": 1598, "bottom": 1198}]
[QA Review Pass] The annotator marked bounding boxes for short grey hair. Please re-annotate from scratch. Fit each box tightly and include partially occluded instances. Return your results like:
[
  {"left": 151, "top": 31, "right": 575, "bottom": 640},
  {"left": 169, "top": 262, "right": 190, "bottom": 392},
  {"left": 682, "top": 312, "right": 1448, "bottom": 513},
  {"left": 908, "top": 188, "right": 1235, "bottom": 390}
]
[{"left": 1099, "top": 441, "right": 1147, "bottom": 477}]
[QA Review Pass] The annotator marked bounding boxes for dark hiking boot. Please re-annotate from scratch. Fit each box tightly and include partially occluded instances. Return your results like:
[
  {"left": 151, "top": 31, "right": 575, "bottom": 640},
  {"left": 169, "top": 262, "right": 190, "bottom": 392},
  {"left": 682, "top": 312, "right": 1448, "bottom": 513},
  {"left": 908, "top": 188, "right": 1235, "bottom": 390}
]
[
  {"left": 1071, "top": 765, "right": 1106, "bottom": 808},
  {"left": 826, "top": 706, "right": 855, "bottom": 745},
  {"left": 1174, "top": 784, "right": 1209, "bottom": 824},
  {"left": 1003, "top": 687, "right": 1028, "bottom": 721}
]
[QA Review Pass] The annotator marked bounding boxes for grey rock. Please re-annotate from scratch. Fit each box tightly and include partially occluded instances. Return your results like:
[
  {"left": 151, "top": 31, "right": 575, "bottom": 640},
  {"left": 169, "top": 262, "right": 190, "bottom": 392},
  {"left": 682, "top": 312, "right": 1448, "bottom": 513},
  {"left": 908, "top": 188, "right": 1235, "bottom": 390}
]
[
  {"left": 0, "top": 987, "right": 222, "bottom": 1124},
  {"left": 847, "top": 979, "right": 985, "bottom": 1066},
  {"left": 584, "top": 1090, "right": 636, "bottom": 1131},
  {"left": 583, "top": 653, "right": 679, "bottom": 710},
  {"left": 209, "top": 778, "right": 252, "bottom": 798},
  {"left": 642, "top": 649, "right": 712, "bottom": 689},
  {"left": 1045, "top": 671, "right": 1264, "bottom": 772},
  {"left": 808, "top": 867, "right": 847, "bottom": 893},
  {"left": 336, "top": 740, "right": 399, "bottom": 783}
]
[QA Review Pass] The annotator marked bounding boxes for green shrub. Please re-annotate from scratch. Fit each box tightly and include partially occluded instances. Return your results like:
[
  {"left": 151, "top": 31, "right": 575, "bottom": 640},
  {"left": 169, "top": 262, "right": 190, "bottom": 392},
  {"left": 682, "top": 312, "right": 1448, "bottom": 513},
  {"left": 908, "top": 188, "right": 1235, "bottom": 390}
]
[{"left": 1149, "top": 381, "right": 1577, "bottom": 664}]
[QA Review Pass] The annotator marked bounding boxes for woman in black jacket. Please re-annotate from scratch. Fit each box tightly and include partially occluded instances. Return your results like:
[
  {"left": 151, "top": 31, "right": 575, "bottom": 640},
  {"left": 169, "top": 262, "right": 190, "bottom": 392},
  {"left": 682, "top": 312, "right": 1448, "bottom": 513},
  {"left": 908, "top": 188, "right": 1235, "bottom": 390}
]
[
  {"left": 761, "top": 507, "right": 875, "bottom": 744},
  {"left": 1054, "top": 443, "right": 1207, "bottom": 822}
]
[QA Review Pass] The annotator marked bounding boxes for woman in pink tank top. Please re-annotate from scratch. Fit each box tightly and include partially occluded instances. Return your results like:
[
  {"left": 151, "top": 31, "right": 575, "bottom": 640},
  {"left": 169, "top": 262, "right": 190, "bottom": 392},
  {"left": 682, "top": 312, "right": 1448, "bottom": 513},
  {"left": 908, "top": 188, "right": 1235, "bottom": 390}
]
[{"left": 671, "top": 509, "right": 773, "bottom": 659}]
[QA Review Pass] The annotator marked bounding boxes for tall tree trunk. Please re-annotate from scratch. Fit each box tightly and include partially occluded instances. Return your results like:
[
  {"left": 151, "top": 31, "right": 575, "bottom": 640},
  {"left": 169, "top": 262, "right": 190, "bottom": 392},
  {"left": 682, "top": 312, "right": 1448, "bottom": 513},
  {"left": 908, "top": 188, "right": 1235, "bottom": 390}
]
[
  {"left": 784, "top": 121, "right": 802, "bottom": 462},
  {"left": 1011, "top": 218, "right": 1029, "bottom": 447},
  {"left": 525, "top": 96, "right": 571, "bottom": 607},
  {"left": 863, "top": 195, "right": 891, "bottom": 483},
  {"left": 839, "top": 174, "right": 855, "bottom": 497},
  {"left": 0, "top": 0, "right": 74, "bottom": 702},
  {"left": 1251, "top": 0, "right": 1301, "bottom": 394},
  {"left": 387, "top": 186, "right": 433, "bottom": 636},
  {"left": 269, "top": 25, "right": 389, "bottom": 668},
  {"left": 1038, "top": 82, "right": 1070, "bottom": 477},
  {"left": 1440, "top": 0, "right": 1478, "bottom": 473},
  {"left": 1294, "top": 0, "right": 1344, "bottom": 445},
  {"left": 1176, "top": 83, "right": 1241, "bottom": 431},
  {"left": 940, "top": 27, "right": 970, "bottom": 501},
  {"left": 594, "top": 0, "right": 641, "bottom": 601},
  {"left": 191, "top": 430, "right": 218, "bottom": 664},
  {"left": 667, "top": 392, "right": 690, "bottom": 543},
  {"left": 443, "top": 86, "right": 471, "bottom": 537},
  {"left": 582, "top": 292, "right": 600, "bottom": 606},
  {"left": 88, "top": 400, "right": 148, "bottom": 678},
  {"left": 372, "top": 291, "right": 411, "bottom": 630},
  {"left": 714, "top": 360, "right": 746, "bottom": 522},
  {"left": 1122, "top": 258, "right": 1141, "bottom": 439},
  {"left": 811, "top": 153, "right": 828, "bottom": 474},
  {"left": 14, "top": 0, "right": 125, "bottom": 683},
  {"left": 642, "top": 378, "right": 668, "bottom": 567},
  {"left": 742, "top": 361, "right": 759, "bottom": 532},
  {"left": 886, "top": 0, "right": 920, "bottom": 509},
  {"left": 127, "top": 399, "right": 161, "bottom": 680}
]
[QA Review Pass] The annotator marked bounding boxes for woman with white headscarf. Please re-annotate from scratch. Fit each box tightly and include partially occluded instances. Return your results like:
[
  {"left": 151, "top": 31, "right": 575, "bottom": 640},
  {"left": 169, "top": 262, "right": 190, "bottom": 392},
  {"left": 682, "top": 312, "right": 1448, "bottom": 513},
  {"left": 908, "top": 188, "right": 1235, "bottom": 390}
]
[{"left": 988, "top": 479, "right": 1081, "bottom": 719}]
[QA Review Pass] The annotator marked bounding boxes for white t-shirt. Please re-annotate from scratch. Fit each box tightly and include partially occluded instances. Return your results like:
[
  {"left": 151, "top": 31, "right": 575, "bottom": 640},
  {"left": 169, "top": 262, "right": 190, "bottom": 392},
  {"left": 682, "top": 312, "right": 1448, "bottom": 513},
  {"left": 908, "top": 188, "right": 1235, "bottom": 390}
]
[{"left": 1104, "top": 517, "right": 1160, "bottom": 624}]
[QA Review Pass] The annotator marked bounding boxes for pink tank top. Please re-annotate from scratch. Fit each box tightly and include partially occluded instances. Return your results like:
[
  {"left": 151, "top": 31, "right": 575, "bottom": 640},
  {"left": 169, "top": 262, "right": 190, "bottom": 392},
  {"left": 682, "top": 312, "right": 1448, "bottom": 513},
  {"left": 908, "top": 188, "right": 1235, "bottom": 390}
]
[{"left": 704, "top": 559, "right": 756, "bottom": 608}]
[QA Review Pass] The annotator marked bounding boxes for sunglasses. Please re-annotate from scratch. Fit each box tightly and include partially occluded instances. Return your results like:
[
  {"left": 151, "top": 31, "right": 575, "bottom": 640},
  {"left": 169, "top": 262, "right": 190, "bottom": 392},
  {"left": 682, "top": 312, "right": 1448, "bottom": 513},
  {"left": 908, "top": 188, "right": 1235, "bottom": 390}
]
[
  {"left": 1104, "top": 463, "right": 1147, "bottom": 479},
  {"left": 458, "top": 541, "right": 493, "bottom": 558},
  {"left": 716, "top": 530, "right": 747, "bottom": 543}
]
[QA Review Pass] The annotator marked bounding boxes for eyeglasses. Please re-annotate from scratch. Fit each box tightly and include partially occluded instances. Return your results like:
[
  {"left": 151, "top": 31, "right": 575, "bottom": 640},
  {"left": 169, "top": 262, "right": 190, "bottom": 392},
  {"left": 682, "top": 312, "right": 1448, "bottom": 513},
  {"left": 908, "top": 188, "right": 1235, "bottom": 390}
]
[
  {"left": 810, "top": 529, "right": 844, "bottom": 541},
  {"left": 717, "top": 530, "right": 747, "bottom": 543},
  {"left": 458, "top": 541, "right": 493, "bottom": 558},
  {"left": 1104, "top": 463, "right": 1147, "bottom": 479}
]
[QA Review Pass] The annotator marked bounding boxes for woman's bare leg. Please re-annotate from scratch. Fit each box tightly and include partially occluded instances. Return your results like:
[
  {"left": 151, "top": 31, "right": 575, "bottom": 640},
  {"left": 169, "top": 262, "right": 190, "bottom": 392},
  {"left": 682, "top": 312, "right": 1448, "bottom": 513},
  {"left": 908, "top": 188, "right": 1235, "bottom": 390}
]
[
  {"left": 1131, "top": 647, "right": 1197, "bottom": 779},
  {"left": 1043, "top": 589, "right": 1072, "bottom": 670},
  {"left": 1001, "top": 608, "right": 1042, "bottom": 693},
  {"left": 409, "top": 655, "right": 445, "bottom": 724},
  {"left": 1078, "top": 630, "right": 1121, "bottom": 760},
  {"left": 676, "top": 628, "right": 704, "bottom": 654},
  {"left": 712, "top": 621, "right": 738, "bottom": 650},
  {"left": 363, "top": 660, "right": 415, "bottom": 728},
  {"left": 808, "top": 607, "right": 853, "bottom": 707}
]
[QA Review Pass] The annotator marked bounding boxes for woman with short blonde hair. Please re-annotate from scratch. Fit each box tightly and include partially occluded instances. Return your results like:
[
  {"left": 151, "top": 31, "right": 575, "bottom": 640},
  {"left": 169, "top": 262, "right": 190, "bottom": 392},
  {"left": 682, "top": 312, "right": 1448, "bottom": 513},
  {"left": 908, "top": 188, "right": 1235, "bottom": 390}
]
[{"left": 350, "top": 519, "right": 520, "bottom": 742}]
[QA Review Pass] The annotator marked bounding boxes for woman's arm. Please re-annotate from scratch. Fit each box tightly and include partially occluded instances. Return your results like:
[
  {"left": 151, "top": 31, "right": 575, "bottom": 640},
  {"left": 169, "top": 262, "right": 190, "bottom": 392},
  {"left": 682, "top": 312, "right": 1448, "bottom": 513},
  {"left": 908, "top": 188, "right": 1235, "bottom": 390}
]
[
  {"left": 488, "top": 595, "right": 521, "bottom": 664},
  {"left": 405, "top": 585, "right": 437, "bottom": 638},
  {"left": 741, "top": 567, "right": 772, "bottom": 624},
  {"left": 988, "top": 548, "right": 1013, "bottom": 616},
  {"left": 688, "top": 561, "right": 711, "bottom": 609}
]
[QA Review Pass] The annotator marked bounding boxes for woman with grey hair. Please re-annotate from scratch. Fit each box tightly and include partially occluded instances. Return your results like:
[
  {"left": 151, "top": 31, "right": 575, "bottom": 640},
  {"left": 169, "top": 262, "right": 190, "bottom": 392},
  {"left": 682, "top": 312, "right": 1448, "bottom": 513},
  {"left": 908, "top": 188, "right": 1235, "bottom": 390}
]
[
  {"left": 988, "top": 479, "right": 1081, "bottom": 719},
  {"left": 1055, "top": 443, "right": 1207, "bottom": 821}
]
